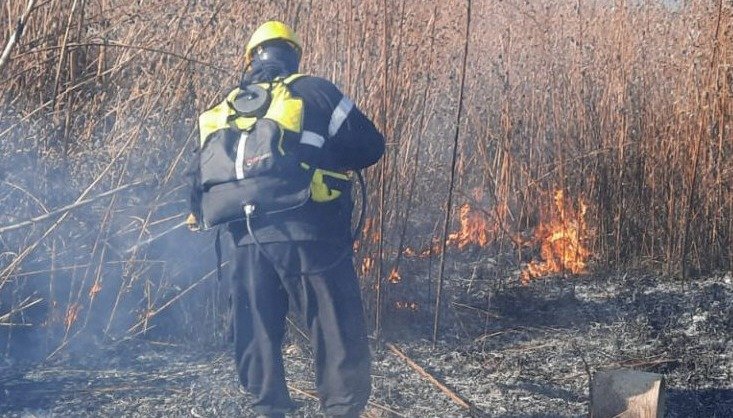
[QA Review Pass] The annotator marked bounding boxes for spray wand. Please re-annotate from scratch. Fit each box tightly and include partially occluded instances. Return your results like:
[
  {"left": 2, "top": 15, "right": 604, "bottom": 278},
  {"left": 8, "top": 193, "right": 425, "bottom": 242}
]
[{"left": 124, "top": 218, "right": 189, "bottom": 254}]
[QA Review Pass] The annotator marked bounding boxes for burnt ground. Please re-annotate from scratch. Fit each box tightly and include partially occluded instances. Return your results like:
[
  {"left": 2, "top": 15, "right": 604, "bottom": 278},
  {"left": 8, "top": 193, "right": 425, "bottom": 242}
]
[{"left": 0, "top": 270, "right": 731, "bottom": 417}]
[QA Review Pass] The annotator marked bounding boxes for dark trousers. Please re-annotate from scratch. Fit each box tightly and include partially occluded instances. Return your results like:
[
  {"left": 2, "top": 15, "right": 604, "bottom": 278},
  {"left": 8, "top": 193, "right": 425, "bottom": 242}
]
[{"left": 230, "top": 241, "right": 371, "bottom": 416}]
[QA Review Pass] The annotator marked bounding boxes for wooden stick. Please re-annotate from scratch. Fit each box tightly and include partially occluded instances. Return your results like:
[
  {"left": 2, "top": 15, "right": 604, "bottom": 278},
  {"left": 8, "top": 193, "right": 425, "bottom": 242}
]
[
  {"left": 386, "top": 343, "right": 473, "bottom": 411},
  {"left": 0, "top": 179, "right": 149, "bottom": 235},
  {"left": 0, "top": 0, "right": 36, "bottom": 74},
  {"left": 433, "top": 0, "right": 472, "bottom": 346},
  {"left": 0, "top": 296, "right": 43, "bottom": 323},
  {"left": 126, "top": 262, "right": 227, "bottom": 334}
]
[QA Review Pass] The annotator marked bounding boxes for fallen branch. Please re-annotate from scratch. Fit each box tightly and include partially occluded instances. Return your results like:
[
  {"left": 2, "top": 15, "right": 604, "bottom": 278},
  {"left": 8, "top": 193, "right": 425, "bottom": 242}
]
[
  {"left": 451, "top": 301, "right": 501, "bottom": 318},
  {"left": 616, "top": 357, "right": 678, "bottom": 369},
  {"left": 0, "top": 0, "right": 37, "bottom": 74},
  {"left": 386, "top": 343, "right": 475, "bottom": 413},
  {"left": 0, "top": 296, "right": 43, "bottom": 324},
  {"left": 126, "top": 262, "right": 228, "bottom": 334},
  {"left": 2, "top": 180, "right": 50, "bottom": 214},
  {"left": 0, "top": 179, "right": 150, "bottom": 235}
]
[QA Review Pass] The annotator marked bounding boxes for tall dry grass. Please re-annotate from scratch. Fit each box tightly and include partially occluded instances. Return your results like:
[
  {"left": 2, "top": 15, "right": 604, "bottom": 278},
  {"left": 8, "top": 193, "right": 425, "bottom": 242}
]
[{"left": 0, "top": 0, "right": 730, "bottom": 356}]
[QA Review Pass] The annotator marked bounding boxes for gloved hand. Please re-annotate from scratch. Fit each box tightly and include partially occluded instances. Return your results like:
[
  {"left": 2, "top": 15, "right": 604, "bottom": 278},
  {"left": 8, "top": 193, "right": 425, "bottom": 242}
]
[{"left": 186, "top": 213, "right": 201, "bottom": 232}]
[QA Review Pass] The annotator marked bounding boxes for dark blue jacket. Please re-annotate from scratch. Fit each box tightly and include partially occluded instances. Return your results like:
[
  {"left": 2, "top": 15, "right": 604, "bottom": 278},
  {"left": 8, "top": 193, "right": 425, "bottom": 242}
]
[{"left": 231, "top": 74, "right": 384, "bottom": 245}]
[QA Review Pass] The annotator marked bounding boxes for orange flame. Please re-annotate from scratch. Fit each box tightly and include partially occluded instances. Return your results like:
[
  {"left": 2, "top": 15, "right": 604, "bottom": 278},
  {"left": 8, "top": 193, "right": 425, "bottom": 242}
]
[
  {"left": 64, "top": 303, "right": 82, "bottom": 331},
  {"left": 403, "top": 239, "right": 441, "bottom": 258},
  {"left": 403, "top": 204, "right": 495, "bottom": 258},
  {"left": 388, "top": 267, "right": 401, "bottom": 284},
  {"left": 447, "top": 203, "right": 493, "bottom": 249},
  {"left": 361, "top": 256, "right": 374, "bottom": 276},
  {"left": 88, "top": 282, "right": 102, "bottom": 299},
  {"left": 521, "top": 190, "right": 591, "bottom": 284},
  {"left": 361, "top": 218, "right": 380, "bottom": 244}
]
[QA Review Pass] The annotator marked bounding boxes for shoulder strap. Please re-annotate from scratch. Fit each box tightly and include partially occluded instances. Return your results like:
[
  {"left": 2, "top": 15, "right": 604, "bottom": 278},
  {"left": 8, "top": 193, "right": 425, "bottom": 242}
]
[{"left": 283, "top": 73, "right": 305, "bottom": 85}]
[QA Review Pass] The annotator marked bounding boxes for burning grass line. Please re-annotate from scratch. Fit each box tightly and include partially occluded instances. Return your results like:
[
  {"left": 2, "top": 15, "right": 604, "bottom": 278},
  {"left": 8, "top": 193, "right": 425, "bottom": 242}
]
[{"left": 453, "top": 189, "right": 525, "bottom": 249}]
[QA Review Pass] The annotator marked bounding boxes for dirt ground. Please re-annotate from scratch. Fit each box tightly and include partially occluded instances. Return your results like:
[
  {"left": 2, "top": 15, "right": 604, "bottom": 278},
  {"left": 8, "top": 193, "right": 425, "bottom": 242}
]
[{"left": 1, "top": 271, "right": 731, "bottom": 417}]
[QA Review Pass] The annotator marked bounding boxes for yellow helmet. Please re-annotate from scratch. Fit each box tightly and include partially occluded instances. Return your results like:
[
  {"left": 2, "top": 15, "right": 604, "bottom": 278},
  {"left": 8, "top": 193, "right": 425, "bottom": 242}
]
[{"left": 245, "top": 21, "right": 301, "bottom": 60}]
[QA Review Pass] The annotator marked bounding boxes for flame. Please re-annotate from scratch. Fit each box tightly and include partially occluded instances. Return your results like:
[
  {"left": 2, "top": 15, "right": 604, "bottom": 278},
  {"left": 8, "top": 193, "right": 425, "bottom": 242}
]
[
  {"left": 403, "top": 204, "right": 496, "bottom": 258},
  {"left": 447, "top": 204, "right": 493, "bottom": 249},
  {"left": 64, "top": 303, "right": 82, "bottom": 331},
  {"left": 372, "top": 229, "right": 382, "bottom": 244},
  {"left": 354, "top": 218, "right": 381, "bottom": 254},
  {"left": 361, "top": 256, "right": 374, "bottom": 276},
  {"left": 361, "top": 218, "right": 380, "bottom": 244},
  {"left": 521, "top": 190, "right": 591, "bottom": 284},
  {"left": 403, "top": 240, "right": 440, "bottom": 258},
  {"left": 388, "top": 267, "right": 401, "bottom": 284},
  {"left": 88, "top": 281, "right": 102, "bottom": 299},
  {"left": 403, "top": 247, "right": 417, "bottom": 257},
  {"left": 362, "top": 218, "right": 372, "bottom": 239},
  {"left": 399, "top": 187, "right": 503, "bottom": 259}
]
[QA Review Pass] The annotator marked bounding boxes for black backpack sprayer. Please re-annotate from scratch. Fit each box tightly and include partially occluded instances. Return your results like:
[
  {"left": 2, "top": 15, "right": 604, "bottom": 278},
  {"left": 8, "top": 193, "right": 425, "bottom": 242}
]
[{"left": 188, "top": 75, "right": 367, "bottom": 276}]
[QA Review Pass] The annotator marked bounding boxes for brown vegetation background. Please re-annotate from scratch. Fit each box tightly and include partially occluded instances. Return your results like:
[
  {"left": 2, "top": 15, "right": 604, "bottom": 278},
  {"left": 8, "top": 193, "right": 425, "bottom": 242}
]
[{"left": 0, "top": 0, "right": 730, "bottom": 358}]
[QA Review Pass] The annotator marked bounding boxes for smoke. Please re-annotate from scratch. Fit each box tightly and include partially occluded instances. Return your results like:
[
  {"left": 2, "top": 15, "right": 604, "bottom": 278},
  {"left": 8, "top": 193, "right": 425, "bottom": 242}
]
[{"left": 0, "top": 97, "right": 224, "bottom": 367}]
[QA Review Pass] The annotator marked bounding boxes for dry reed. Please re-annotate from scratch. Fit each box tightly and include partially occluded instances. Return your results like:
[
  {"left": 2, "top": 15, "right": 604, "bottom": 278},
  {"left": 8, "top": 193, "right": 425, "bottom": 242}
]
[{"left": 0, "top": 0, "right": 730, "bottom": 355}]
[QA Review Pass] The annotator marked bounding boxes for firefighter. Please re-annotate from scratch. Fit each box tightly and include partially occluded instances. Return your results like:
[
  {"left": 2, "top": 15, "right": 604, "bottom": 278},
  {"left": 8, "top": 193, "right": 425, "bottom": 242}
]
[{"left": 190, "top": 21, "right": 384, "bottom": 418}]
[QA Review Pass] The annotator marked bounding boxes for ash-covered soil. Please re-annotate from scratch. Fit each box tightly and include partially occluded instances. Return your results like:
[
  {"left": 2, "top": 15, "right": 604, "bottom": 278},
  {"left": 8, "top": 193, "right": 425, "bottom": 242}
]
[{"left": 1, "top": 271, "right": 731, "bottom": 417}]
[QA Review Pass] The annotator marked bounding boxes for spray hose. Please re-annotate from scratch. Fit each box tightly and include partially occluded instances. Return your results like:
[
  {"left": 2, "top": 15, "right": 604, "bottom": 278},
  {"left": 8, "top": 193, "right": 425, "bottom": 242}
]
[{"left": 244, "top": 170, "right": 367, "bottom": 276}]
